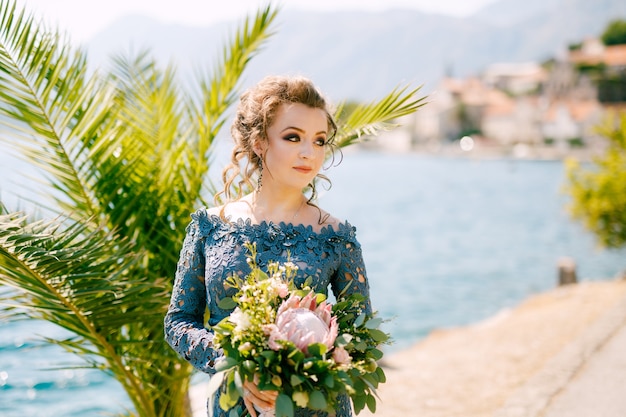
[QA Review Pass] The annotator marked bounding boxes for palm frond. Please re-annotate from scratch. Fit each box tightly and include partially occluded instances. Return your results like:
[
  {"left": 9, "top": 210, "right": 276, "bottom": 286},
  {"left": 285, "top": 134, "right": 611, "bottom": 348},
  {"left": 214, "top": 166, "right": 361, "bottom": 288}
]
[
  {"left": 187, "top": 4, "right": 280, "bottom": 200},
  {"left": 0, "top": 211, "right": 177, "bottom": 415},
  {"left": 93, "top": 5, "right": 279, "bottom": 266},
  {"left": 0, "top": 0, "right": 117, "bottom": 219},
  {"left": 334, "top": 84, "right": 427, "bottom": 148},
  {"left": 91, "top": 52, "right": 189, "bottom": 264}
]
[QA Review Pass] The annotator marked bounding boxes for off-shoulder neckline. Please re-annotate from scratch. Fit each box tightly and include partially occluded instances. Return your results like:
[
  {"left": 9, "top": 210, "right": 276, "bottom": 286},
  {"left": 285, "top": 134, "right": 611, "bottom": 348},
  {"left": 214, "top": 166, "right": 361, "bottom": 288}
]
[{"left": 192, "top": 208, "right": 357, "bottom": 239}]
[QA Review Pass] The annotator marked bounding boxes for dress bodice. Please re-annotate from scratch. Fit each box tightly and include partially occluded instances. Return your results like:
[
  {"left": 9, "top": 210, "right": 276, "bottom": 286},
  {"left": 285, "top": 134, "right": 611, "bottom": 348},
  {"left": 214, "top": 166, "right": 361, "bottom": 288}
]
[{"left": 164, "top": 208, "right": 371, "bottom": 417}]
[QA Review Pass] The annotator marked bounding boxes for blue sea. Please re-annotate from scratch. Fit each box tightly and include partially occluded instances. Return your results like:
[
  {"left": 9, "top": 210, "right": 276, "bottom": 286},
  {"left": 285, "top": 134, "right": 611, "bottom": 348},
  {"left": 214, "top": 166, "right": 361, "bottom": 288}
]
[{"left": 1, "top": 152, "right": 625, "bottom": 416}]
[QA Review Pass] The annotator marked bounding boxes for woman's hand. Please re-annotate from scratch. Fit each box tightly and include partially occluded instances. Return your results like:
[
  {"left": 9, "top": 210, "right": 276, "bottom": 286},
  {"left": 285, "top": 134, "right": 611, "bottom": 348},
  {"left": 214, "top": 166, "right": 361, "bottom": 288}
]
[{"left": 242, "top": 374, "right": 279, "bottom": 417}]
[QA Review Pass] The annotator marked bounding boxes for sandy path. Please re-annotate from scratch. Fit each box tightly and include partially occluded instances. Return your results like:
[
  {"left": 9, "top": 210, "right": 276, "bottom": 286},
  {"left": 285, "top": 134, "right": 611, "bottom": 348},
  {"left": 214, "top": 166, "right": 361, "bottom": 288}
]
[{"left": 357, "top": 279, "right": 626, "bottom": 417}]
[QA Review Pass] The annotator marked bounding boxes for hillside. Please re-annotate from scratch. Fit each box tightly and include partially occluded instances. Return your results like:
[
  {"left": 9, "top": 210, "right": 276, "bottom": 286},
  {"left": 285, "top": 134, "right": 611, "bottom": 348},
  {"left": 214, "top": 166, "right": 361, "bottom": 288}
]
[{"left": 85, "top": 0, "right": 626, "bottom": 102}]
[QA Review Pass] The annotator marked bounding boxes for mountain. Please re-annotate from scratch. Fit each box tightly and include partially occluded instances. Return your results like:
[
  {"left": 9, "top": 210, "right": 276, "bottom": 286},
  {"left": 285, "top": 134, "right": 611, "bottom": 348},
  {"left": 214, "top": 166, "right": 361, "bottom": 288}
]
[
  {"left": 472, "top": 0, "right": 562, "bottom": 27},
  {"left": 82, "top": 0, "right": 626, "bottom": 101}
]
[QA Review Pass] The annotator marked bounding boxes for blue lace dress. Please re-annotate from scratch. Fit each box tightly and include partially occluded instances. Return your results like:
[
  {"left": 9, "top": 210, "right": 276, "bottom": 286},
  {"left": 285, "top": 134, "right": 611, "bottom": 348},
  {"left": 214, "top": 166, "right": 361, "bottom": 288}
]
[{"left": 164, "top": 208, "right": 372, "bottom": 417}]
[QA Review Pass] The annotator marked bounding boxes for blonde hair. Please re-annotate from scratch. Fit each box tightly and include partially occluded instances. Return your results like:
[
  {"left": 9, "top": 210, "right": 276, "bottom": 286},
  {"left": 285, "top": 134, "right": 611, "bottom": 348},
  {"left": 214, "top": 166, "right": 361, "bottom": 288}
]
[{"left": 216, "top": 75, "right": 337, "bottom": 207}]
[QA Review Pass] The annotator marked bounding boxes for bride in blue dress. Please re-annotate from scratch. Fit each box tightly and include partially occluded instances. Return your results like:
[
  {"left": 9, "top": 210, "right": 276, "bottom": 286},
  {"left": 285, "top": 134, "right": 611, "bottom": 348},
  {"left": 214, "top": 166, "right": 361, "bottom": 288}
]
[{"left": 164, "top": 75, "right": 372, "bottom": 417}]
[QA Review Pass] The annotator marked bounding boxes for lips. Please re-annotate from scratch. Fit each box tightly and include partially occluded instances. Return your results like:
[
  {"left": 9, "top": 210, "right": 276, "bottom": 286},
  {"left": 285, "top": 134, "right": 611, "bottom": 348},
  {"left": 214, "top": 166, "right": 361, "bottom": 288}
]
[{"left": 293, "top": 166, "right": 312, "bottom": 174}]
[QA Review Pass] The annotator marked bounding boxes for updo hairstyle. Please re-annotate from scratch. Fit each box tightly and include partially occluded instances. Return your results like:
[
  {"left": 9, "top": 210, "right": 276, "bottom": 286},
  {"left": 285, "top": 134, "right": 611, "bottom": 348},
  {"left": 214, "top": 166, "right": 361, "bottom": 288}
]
[{"left": 216, "top": 75, "right": 338, "bottom": 205}]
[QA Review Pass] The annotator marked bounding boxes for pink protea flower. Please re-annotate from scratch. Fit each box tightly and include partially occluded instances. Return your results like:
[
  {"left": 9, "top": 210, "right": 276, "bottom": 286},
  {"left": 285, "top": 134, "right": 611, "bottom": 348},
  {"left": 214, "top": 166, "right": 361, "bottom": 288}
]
[{"left": 266, "top": 292, "right": 338, "bottom": 355}]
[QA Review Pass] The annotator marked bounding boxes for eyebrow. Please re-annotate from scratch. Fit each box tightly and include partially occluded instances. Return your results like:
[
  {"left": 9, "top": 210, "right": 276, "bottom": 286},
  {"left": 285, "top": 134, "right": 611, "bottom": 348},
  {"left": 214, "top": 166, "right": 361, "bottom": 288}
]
[{"left": 281, "top": 126, "right": 327, "bottom": 135}]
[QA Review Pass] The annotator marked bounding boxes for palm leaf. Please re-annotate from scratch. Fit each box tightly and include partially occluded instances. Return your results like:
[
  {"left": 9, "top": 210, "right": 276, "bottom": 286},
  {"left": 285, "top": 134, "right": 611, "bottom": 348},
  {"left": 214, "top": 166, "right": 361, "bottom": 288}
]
[
  {"left": 188, "top": 4, "right": 279, "bottom": 204},
  {"left": 0, "top": 212, "right": 167, "bottom": 414},
  {"left": 0, "top": 0, "right": 118, "bottom": 220},
  {"left": 334, "top": 84, "right": 427, "bottom": 148},
  {"left": 0, "top": 213, "right": 191, "bottom": 417}
]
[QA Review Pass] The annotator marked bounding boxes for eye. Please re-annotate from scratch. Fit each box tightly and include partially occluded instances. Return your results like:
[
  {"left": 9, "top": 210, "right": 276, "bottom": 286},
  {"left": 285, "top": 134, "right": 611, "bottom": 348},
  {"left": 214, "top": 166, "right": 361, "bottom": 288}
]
[
  {"left": 314, "top": 137, "right": 327, "bottom": 147},
  {"left": 283, "top": 134, "right": 300, "bottom": 142}
]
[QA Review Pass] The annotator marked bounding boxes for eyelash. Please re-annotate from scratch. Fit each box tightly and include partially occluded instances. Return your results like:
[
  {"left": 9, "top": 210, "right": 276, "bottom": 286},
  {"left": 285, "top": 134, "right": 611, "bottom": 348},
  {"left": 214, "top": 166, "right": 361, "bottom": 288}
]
[{"left": 283, "top": 134, "right": 327, "bottom": 147}]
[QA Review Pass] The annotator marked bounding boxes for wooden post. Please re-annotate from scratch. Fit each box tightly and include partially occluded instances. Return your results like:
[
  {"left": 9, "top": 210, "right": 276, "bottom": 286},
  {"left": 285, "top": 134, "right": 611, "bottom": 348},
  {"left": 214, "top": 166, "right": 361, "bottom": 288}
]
[{"left": 558, "top": 257, "right": 577, "bottom": 286}]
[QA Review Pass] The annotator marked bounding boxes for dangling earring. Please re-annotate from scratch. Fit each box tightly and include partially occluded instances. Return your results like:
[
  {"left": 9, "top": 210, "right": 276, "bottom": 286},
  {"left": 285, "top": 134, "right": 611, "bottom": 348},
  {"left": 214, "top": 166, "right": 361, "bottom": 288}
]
[{"left": 256, "top": 158, "right": 263, "bottom": 192}]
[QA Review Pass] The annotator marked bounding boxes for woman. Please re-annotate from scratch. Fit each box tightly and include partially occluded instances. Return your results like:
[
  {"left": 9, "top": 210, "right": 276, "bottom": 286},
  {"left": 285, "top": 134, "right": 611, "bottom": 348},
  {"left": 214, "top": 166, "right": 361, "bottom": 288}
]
[{"left": 164, "top": 75, "right": 372, "bottom": 417}]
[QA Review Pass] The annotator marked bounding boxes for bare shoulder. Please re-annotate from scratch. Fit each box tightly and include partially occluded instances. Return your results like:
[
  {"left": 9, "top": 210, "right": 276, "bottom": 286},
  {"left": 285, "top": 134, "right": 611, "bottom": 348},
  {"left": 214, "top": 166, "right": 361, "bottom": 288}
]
[
  {"left": 206, "top": 198, "right": 253, "bottom": 220},
  {"left": 204, "top": 206, "right": 222, "bottom": 217},
  {"left": 318, "top": 209, "right": 345, "bottom": 230}
]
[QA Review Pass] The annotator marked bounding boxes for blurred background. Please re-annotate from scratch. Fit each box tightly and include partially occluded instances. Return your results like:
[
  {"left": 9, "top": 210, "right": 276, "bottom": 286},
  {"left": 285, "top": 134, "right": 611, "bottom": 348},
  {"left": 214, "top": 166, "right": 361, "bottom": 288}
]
[{"left": 2, "top": 0, "right": 626, "bottom": 415}]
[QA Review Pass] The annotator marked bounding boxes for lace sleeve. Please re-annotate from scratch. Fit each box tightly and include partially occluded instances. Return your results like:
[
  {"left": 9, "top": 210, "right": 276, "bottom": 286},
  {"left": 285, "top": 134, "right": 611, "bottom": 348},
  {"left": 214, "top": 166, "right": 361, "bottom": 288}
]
[
  {"left": 330, "top": 232, "right": 372, "bottom": 315},
  {"left": 164, "top": 215, "right": 221, "bottom": 374}
]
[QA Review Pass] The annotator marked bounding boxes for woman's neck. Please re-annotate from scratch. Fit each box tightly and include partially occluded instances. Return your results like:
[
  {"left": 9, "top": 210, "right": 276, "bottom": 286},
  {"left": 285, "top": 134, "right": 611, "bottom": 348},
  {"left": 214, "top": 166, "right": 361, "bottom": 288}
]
[{"left": 248, "top": 189, "right": 306, "bottom": 224}]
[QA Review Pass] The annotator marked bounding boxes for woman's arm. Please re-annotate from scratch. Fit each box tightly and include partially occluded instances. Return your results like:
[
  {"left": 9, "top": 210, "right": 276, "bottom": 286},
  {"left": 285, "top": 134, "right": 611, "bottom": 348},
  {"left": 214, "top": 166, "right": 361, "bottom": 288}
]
[
  {"left": 330, "top": 233, "right": 372, "bottom": 315},
  {"left": 164, "top": 217, "right": 221, "bottom": 374}
]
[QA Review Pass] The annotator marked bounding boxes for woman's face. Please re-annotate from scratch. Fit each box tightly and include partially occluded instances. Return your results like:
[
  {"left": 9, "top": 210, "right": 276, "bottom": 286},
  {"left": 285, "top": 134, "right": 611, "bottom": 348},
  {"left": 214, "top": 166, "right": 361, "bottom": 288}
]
[{"left": 260, "top": 102, "right": 328, "bottom": 191}]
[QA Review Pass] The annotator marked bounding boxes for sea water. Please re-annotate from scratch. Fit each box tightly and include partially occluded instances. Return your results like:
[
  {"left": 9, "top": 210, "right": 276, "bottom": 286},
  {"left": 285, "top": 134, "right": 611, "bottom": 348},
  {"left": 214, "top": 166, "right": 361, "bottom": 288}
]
[{"left": 1, "top": 152, "right": 625, "bottom": 416}]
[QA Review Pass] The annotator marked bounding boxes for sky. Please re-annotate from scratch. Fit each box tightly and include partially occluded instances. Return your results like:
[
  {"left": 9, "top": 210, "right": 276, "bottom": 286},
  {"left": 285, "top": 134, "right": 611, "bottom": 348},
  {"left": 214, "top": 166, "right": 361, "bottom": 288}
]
[{"left": 15, "top": 0, "right": 497, "bottom": 44}]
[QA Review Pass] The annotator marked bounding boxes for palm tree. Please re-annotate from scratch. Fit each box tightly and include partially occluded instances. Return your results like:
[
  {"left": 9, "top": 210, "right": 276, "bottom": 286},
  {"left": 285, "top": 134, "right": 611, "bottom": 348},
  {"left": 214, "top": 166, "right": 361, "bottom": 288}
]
[{"left": 0, "top": 1, "right": 425, "bottom": 416}]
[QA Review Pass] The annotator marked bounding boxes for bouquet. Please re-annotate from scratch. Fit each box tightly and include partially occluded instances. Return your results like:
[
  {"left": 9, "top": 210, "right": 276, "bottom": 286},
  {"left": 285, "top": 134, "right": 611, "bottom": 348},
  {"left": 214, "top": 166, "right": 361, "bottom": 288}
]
[{"left": 209, "top": 243, "right": 390, "bottom": 417}]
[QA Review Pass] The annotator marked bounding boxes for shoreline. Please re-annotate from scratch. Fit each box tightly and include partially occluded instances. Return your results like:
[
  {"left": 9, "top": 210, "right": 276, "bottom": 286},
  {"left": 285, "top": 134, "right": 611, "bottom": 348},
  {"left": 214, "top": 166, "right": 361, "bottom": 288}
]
[
  {"left": 191, "top": 279, "right": 626, "bottom": 417},
  {"left": 358, "top": 278, "right": 626, "bottom": 417}
]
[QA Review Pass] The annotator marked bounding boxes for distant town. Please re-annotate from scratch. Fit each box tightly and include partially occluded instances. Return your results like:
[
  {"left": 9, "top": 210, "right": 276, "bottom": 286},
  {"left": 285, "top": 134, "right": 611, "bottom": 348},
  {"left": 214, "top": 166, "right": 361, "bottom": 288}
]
[{"left": 369, "top": 35, "right": 626, "bottom": 160}]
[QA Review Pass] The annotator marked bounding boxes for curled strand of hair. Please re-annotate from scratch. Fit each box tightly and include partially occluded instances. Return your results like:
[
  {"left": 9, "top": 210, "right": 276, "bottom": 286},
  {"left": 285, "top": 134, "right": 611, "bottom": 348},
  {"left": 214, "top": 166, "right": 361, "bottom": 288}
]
[
  {"left": 323, "top": 144, "right": 343, "bottom": 171},
  {"left": 216, "top": 148, "right": 255, "bottom": 206},
  {"left": 305, "top": 173, "right": 333, "bottom": 225}
]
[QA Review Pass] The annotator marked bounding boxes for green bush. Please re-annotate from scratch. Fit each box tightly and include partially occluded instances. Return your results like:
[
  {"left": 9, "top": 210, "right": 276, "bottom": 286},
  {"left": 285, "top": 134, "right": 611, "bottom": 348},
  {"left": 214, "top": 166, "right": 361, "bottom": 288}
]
[
  {"left": 602, "top": 19, "right": 626, "bottom": 46},
  {"left": 565, "top": 112, "right": 626, "bottom": 248}
]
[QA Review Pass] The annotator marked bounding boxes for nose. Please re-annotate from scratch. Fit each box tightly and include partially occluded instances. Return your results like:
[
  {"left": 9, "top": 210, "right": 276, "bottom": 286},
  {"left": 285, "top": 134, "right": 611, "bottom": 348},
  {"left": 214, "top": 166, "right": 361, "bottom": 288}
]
[{"left": 299, "top": 139, "right": 315, "bottom": 159}]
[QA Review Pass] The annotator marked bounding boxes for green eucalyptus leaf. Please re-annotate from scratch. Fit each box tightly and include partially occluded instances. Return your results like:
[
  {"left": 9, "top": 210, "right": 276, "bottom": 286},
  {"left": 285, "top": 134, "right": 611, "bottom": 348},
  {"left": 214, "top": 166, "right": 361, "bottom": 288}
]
[
  {"left": 261, "top": 350, "right": 276, "bottom": 361},
  {"left": 364, "top": 317, "right": 382, "bottom": 329},
  {"left": 366, "top": 393, "right": 377, "bottom": 412},
  {"left": 354, "top": 313, "right": 366, "bottom": 328},
  {"left": 215, "top": 357, "right": 239, "bottom": 372},
  {"left": 308, "top": 390, "right": 327, "bottom": 410},
  {"left": 217, "top": 297, "right": 237, "bottom": 310},
  {"left": 375, "top": 366, "right": 387, "bottom": 383},
  {"left": 275, "top": 393, "right": 294, "bottom": 417},
  {"left": 290, "top": 374, "right": 305, "bottom": 386},
  {"left": 369, "top": 329, "right": 389, "bottom": 343},
  {"left": 287, "top": 348, "right": 305, "bottom": 362},
  {"left": 370, "top": 348, "right": 384, "bottom": 360},
  {"left": 324, "top": 373, "right": 335, "bottom": 389},
  {"left": 352, "top": 394, "right": 366, "bottom": 414},
  {"left": 307, "top": 343, "right": 327, "bottom": 357},
  {"left": 242, "top": 360, "right": 257, "bottom": 373},
  {"left": 354, "top": 341, "right": 367, "bottom": 351}
]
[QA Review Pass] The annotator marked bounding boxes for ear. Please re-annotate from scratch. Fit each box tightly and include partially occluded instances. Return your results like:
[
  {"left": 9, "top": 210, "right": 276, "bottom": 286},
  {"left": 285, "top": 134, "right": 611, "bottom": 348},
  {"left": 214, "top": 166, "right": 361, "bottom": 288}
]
[{"left": 252, "top": 141, "right": 266, "bottom": 158}]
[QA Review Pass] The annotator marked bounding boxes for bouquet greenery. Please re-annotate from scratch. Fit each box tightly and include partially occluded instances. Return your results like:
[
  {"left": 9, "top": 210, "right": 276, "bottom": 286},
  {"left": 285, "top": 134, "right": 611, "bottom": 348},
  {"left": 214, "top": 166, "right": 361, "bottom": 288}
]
[{"left": 209, "top": 243, "right": 390, "bottom": 417}]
